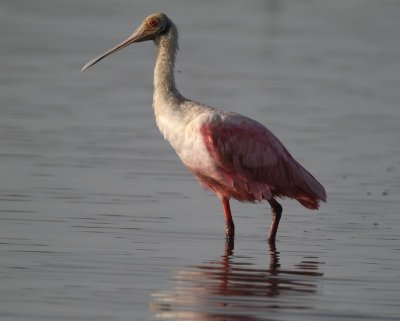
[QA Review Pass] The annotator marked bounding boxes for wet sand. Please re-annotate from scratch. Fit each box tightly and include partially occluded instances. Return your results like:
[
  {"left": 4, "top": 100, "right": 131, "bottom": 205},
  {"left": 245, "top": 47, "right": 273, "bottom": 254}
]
[{"left": 1, "top": 0, "right": 399, "bottom": 320}]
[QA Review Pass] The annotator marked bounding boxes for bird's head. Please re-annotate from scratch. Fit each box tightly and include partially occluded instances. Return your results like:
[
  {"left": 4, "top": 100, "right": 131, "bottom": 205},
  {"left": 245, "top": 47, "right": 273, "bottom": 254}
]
[{"left": 81, "top": 12, "right": 171, "bottom": 72}]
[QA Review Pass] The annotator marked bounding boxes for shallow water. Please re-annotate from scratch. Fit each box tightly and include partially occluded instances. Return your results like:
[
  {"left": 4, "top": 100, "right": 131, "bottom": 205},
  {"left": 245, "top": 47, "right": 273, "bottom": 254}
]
[{"left": 1, "top": 0, "right": 400, "bottom": 320}]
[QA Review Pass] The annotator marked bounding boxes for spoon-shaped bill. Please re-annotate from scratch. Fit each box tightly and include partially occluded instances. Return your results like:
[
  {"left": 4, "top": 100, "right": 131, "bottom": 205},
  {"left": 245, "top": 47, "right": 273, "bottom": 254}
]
[{"left": 81, "top": 25, "right": 150, "bottom": 72}]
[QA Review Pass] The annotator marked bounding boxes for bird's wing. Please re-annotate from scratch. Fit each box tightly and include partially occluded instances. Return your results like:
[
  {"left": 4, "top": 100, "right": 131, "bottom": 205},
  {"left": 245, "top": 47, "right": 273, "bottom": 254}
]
[
  {"left": 200, "top": 112, "right": 326, "bottom": 207},
  {"left": 200, "top": 112, "right": 294, "bottom": 187}
]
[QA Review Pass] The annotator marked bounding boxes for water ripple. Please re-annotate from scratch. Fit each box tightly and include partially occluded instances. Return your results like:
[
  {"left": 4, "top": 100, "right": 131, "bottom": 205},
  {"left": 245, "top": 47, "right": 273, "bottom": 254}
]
[{"left": 150, "top": 242, "right": 324, "bottom": 321}]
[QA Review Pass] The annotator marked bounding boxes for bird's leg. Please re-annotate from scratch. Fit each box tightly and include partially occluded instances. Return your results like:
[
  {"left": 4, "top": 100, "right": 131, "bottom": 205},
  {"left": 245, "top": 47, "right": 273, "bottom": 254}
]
[
  {"left": 267, "top": 199, "right": 282, "bottom": 243},
  {"left": 221, "top": 197, "right": 235, "bottom": 237},
  {"left": 224, "top": 235, "right": 234, "bottom": 255}
]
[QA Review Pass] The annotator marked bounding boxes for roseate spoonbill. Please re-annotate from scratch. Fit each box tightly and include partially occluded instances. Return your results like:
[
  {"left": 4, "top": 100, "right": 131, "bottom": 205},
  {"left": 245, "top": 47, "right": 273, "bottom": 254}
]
[{"left": 81, "top": 13, "right": 326, "bottom": 243}]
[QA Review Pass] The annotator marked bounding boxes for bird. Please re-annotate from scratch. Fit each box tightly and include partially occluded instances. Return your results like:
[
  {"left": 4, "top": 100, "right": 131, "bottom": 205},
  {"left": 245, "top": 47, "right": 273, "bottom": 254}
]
[{"left": 82, "top": 12, "right": 326, "bottom": 243}]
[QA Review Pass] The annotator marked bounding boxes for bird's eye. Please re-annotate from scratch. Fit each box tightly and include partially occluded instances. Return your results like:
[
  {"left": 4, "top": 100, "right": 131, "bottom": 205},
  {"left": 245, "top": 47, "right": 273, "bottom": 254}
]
[{"left": 148, "top": 19, "right": 158, "bottom": 28}]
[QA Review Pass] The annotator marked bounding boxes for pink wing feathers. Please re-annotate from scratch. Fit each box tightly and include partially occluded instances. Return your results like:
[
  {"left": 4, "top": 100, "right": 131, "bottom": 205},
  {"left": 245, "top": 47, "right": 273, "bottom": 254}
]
[{"left": 200, "top": 112, "right": 326, "bottom": 209}]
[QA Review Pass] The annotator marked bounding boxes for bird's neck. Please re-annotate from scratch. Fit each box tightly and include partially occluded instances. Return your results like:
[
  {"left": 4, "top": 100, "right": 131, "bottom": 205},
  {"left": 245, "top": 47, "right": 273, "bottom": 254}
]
[{"left": 153, "top": 24, "right": 183, "bottom": 109}]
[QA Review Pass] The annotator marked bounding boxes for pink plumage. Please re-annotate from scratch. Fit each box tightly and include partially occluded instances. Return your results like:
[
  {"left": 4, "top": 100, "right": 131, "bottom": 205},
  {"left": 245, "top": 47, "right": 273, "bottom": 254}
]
[{"left": 198, "top": 112, "right": 326, "bottom": 209}]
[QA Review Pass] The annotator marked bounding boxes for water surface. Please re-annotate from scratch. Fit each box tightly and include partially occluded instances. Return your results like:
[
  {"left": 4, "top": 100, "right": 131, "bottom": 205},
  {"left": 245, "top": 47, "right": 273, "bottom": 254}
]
[{"left": 1, "top": 0, "right": 399, "bottom": 320}]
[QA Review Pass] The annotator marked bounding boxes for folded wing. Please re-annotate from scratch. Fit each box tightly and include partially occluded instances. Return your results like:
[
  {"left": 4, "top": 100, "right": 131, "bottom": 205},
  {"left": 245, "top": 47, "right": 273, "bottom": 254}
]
[{"left": 200, "top": 112, "right": 326, "bottom": 208}]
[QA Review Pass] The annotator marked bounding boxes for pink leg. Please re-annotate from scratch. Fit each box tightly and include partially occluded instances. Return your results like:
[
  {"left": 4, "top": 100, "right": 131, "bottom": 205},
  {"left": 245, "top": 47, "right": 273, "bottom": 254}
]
[
  {"left": 221, "top": 197, "right": 235, "bottom": 237},
  {"left": 267, "top": 199, "right": 282, "bottom": 243}
]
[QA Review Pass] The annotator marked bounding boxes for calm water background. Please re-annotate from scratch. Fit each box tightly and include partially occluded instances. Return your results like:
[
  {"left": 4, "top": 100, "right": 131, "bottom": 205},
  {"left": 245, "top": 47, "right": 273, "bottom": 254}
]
[{"left": 1, "top": 0, "right": 400, "bottom": 320}]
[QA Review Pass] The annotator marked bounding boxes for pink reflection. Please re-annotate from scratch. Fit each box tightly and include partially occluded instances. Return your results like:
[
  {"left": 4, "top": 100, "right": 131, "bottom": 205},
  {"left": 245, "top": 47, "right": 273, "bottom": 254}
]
[{"left": 150, "top": 240, "right": 323, "bottom": 321}]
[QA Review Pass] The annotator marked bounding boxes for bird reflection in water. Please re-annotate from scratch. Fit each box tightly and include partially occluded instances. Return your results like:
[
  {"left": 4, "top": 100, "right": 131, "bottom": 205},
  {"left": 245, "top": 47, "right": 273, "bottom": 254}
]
[{"left": 149, "top": 239, "right": 324, "bottom": 320}]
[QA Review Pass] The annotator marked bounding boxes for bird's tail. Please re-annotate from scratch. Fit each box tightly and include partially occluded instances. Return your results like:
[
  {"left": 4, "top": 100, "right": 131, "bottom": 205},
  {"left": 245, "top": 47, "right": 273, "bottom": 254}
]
[{"left": 293, "top": 164, "right": 327, "bottom": 210}]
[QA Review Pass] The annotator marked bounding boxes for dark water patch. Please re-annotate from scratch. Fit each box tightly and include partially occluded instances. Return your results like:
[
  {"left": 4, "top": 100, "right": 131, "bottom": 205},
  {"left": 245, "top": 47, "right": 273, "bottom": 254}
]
[
  {"left": 0, "top": 209, "right": 35, "bottom": 213},
  {"left": 8, "top": 250, "right": 61, "bottom": 254},
  {"left": 0, "top": 217, "right": 66, "bottom": 223},
  {"left": 0, "top": 242, "right": 48, "bottom": 247}
]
